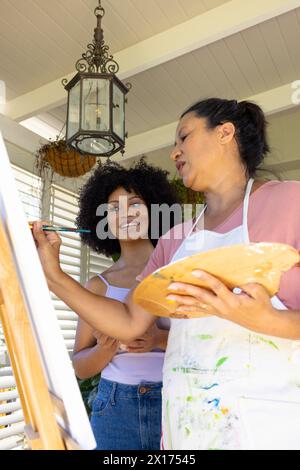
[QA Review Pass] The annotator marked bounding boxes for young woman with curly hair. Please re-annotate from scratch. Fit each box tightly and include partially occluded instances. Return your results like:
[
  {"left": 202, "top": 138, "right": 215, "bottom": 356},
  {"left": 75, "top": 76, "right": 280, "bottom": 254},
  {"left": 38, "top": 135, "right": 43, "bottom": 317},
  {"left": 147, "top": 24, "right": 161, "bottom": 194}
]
[{"left": 72, "top": 159, "right": 179, "bottom": 450}]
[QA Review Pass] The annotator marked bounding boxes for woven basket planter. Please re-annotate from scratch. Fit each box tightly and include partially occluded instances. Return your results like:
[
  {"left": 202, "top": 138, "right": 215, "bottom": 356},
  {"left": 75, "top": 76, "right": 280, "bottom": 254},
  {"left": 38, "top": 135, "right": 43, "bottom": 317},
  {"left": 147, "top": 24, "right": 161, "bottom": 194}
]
[
  {"left": 44, "top": 147, "right": 96, "bottom": 177},
  {"left": 35, "top": 140, "right": 97, "bottom": 178}
]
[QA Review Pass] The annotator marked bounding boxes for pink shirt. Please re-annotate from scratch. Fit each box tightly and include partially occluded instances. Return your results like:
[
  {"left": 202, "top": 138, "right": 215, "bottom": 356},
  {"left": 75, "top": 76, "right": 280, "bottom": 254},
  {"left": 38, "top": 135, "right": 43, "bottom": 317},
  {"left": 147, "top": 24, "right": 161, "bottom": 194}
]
[{"left": 137, "top": 181, "right": 300, "bottom": 310}]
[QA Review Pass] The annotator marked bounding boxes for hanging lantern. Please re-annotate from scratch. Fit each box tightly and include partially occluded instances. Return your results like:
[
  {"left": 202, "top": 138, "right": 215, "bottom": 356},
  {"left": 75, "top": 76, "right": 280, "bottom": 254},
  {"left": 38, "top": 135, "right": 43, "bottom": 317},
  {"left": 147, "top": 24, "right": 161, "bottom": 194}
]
[{"left": 63, "top": 1, "right": 130, "bottom": 157}]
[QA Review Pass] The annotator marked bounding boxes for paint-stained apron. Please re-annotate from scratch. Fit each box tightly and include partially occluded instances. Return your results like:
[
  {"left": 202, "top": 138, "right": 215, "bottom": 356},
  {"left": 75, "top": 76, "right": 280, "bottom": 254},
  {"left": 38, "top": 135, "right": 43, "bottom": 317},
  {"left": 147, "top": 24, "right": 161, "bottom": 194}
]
[{"left": 162, "top": 178, "right": 300, "bottom": 450}]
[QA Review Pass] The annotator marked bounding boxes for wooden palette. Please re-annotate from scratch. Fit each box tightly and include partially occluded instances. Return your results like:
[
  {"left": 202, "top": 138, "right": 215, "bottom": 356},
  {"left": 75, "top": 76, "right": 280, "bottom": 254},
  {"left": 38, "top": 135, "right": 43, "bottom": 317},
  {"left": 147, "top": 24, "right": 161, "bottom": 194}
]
[{"left": 133, "top": 243, "right": 299, "bottom": 318}]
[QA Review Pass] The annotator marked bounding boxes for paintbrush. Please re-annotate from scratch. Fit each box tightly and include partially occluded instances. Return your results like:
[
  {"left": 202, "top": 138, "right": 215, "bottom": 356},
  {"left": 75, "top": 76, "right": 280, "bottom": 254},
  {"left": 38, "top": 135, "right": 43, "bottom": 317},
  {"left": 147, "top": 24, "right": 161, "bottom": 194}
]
[{"left": 28, "top": 223, "right": 91, "bottom": 233}]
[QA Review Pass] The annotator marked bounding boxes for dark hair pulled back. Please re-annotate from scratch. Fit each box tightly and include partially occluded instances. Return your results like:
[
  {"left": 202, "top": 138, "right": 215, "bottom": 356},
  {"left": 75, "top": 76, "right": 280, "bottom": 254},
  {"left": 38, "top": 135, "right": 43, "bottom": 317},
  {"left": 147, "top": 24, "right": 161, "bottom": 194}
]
[{"left": 181, "top": 98, "right": 270, "bottom": 177}]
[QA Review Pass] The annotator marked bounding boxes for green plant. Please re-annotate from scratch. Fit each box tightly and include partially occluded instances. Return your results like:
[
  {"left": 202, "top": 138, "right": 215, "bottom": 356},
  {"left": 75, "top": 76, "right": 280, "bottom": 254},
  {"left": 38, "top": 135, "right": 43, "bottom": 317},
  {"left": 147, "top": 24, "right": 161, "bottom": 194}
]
[
  {"left": 35, "top": 139, "right": 66, "bottom": 175},
  {"left": 171, "top": 177, "right": 204, "bottom": 204},
  {"left": 77, "top": 374, "right": 100, "bottom": 417},
  {"left": 171, "top": 177, "right": 204, "bottom": 217},
  {"left": 35, "top": 138, "right": 96, "bottom": 179}
]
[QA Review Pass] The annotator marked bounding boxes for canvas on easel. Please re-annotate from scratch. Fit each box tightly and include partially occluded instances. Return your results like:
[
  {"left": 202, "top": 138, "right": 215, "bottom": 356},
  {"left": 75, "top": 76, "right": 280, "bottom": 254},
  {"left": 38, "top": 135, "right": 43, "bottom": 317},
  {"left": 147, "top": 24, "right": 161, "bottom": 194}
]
[{"left": 0, "top": 133, "right": 96, "bottom": 450}]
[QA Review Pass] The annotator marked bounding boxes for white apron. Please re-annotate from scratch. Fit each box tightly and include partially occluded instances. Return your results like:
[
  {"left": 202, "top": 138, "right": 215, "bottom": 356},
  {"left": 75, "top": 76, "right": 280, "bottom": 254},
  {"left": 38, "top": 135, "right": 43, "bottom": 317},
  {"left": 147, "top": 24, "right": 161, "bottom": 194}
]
[{"left": 162, "top": 179, "right": 300, "bottom": 450}]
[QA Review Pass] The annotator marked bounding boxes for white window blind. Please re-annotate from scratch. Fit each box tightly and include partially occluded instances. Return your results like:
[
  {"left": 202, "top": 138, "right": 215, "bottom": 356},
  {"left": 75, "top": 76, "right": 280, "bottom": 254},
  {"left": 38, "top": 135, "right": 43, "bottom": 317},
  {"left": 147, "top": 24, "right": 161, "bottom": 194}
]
[
  {"left": 49, "top": 185, "right": 81, "bottom": 354},
  {"left": 11, "top": 165, "right": 42, "bottom": 220},
  {"left": 0, "top": 165, "right": 42, "bottom": 450},
  {"left": 87, "top": 249, "right": 113, "bottom": 279}
]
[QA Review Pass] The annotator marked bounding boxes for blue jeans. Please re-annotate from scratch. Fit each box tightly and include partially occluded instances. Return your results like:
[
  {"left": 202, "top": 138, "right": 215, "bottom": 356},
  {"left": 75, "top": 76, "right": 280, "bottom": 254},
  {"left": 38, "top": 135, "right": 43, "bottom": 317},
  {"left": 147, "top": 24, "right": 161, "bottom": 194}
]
[{"left": 90, "top": 378, "right": 162, "bottom": 450}]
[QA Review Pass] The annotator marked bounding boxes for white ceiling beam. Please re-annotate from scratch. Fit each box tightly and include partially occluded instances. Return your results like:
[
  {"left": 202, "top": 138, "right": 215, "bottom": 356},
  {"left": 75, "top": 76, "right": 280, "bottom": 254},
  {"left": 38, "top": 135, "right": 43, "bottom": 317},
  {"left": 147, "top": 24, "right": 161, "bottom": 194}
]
[
  {"left": 114, "top": 82, "right": 300, "bottom": 162},
  {"left": 117, "top": 121, "right": 177, "bottom": 162},
  {"left": 264, "top": 159, "right": 300, "bottom": 172},
  {"left": 0, "top": 113, "right": 46, "bottom": 154},
  {"left": 5, "top": 0, "right": 300, "bottom": 121}
]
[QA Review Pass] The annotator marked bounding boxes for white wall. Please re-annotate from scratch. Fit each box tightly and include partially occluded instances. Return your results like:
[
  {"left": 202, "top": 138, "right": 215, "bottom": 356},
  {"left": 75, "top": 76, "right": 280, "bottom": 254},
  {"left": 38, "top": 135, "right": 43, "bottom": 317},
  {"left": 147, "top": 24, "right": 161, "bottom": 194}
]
[
  {"left": 265, "top": 107, "right": 300, "bottom": 180},
  {"left": 122, "top": 106, "right": 300, "bottom": 181}
]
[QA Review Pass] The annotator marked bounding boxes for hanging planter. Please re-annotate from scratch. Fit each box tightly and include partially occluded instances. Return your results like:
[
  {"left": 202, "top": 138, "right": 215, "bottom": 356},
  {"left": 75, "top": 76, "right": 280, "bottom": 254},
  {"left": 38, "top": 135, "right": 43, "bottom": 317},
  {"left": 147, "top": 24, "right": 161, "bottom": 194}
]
[
  {"left": 35, "top": 139, "right": 97, "bottom": 178},
  {"left": 170, "top": 177, "right": 205, "bottom": 219}
]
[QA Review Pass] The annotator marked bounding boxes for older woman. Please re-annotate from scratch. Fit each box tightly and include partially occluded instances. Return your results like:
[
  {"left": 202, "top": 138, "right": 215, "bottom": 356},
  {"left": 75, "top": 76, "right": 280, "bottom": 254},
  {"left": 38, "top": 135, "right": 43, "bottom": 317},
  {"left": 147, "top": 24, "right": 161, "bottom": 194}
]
[{"left": 33, "top": 98, "right": 300, "bottom": 450}]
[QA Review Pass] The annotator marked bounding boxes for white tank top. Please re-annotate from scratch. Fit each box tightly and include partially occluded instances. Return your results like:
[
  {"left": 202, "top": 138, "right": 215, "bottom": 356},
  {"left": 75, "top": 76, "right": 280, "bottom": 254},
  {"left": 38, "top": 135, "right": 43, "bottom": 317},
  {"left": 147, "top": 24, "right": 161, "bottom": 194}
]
[{"left": 98, "top": 273, "right": 170, "bottom": 385}]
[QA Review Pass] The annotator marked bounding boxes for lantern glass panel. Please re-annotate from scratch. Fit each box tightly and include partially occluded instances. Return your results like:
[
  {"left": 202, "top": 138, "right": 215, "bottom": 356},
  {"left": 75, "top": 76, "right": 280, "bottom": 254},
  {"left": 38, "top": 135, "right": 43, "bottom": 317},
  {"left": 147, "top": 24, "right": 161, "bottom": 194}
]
[
  {"left": 82, "top": 78, "right": 110, "bottom": 132},
  {"left": 112, "top": 83, "right": 125, "bottom": 140},
  {"left": 67, "top": 80, "right": 80, "bottom": 139},
  {"left": 77, "top": 136, "right": 114, "bottom": 155}
]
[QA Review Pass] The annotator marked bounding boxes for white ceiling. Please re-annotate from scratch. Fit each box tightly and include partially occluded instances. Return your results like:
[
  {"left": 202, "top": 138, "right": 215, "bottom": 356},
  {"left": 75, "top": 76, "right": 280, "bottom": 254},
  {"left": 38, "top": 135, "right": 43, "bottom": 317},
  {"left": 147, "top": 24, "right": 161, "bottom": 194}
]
[
  {"left": 46, "top": 7, "right": 300, "bottom": 138},
  {"left": 0, "top": 0, "right": 230, "bottom": 99},
  {"left": 1, "top": 0, "right": 300, "bottom": 178}
]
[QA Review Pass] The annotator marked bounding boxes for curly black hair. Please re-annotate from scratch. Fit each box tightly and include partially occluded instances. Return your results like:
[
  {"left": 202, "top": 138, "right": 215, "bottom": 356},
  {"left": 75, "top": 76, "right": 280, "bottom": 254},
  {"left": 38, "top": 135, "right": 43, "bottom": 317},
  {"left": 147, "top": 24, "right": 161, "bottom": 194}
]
[{"left": 76, "top": 159, "right": 180, "bottom": 257}]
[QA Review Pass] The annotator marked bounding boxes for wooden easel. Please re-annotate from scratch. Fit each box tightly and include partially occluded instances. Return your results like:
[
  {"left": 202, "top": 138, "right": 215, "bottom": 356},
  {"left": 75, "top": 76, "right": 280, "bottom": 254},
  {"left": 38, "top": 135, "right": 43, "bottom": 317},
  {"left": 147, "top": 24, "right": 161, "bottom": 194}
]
[{"left": 0, "top": 220, "right": 79, "bottom": 450}]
